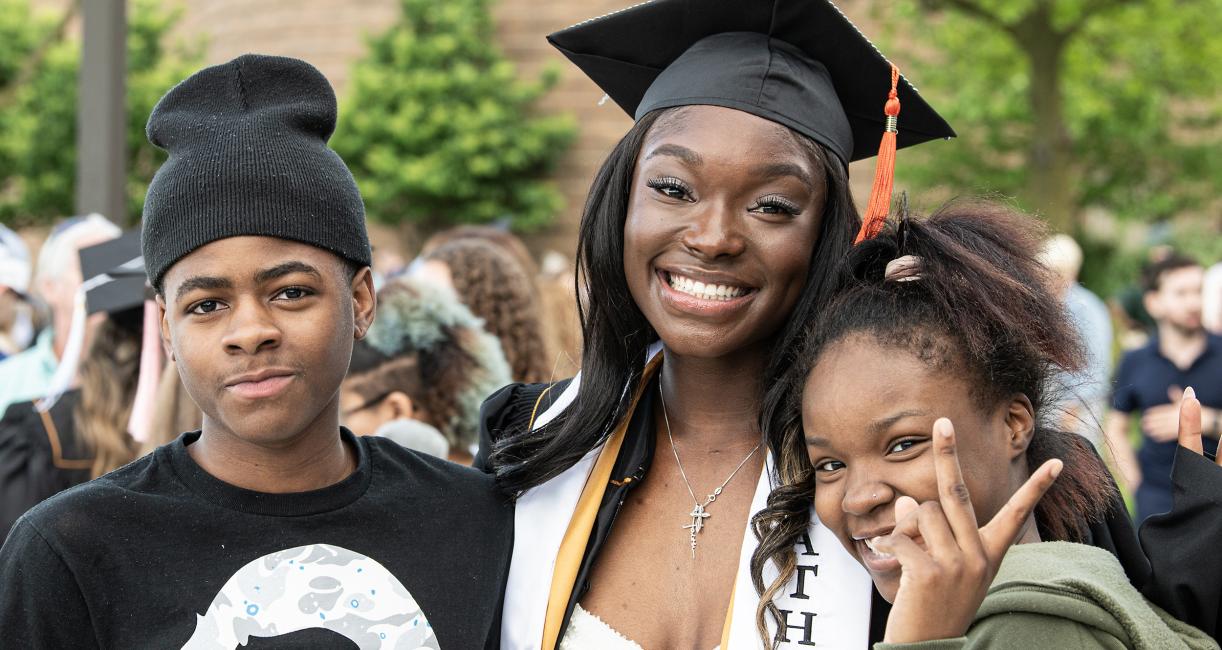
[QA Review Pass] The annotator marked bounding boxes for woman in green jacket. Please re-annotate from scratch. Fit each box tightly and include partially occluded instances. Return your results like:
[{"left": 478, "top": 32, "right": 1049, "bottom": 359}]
[{"left": 759, "top": 200, "right": 1217, "bottom": 649}]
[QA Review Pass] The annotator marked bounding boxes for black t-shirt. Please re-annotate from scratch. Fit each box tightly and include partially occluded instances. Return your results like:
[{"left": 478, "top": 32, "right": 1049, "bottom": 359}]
[{"left": 0, "top": 429, "right": 513, "bottom": 649}]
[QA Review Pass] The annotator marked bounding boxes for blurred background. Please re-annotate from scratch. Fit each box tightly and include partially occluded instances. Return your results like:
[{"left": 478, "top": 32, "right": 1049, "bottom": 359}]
[
  {"left": 0, "top": 0, "right": 1218, "bottom": 526},
  {"left": 1, "top": 0, "right": 1218, "bottom": 286}
]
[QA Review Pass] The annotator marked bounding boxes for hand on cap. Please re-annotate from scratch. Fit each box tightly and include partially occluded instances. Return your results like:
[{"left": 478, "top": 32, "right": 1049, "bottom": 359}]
[{"left": 877, "top": 418, "right": 1062, "bottom": 644}]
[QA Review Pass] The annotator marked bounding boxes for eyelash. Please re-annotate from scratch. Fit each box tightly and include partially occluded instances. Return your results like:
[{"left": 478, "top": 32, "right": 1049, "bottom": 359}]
[
  {"left": 888, "top": 439, "right": 924, "bottom": 455},
  {"left": 645, "top": 176, "right": 692, "bottom": 200},
  {"left": 185, "top": 286, "right": 314, "bottom": 316},
  {"left": 645, "top": 177, "right": 800, "bottom": 216},
  {"left": 751, "top": 195, "right": 801, "bottom": 216}
]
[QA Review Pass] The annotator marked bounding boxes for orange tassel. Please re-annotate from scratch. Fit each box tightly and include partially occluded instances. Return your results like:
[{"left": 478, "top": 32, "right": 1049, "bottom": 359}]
[{"left": 855, "top": 64, "right": 902, "bottom": 244}]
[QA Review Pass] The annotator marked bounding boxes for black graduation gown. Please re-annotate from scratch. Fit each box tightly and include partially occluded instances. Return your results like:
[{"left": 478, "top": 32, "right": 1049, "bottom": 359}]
[
  {"left": 0, "top": 391, "right": 92, "bottom": 540},
  {"left": 477, "top": 379, "right": 1222, "bottom": 643}
]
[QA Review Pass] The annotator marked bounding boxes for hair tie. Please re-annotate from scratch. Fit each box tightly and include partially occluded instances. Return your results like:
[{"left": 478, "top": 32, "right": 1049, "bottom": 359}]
[{"left": 885, "top": 255, "right": 924, "bottom": 282}]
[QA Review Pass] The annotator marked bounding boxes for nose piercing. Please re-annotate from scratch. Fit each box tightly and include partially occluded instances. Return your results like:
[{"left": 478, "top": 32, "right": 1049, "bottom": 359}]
[{"left": 872, "top": 493, "right": 878, "bottom": 499}]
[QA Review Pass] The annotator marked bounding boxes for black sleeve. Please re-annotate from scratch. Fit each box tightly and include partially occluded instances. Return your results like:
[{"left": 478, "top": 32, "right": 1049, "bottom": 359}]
[
  {"left": 474, "top": 379, "right": 572, "bottom": 473},
  {"left": 0, "top": 518, "right": 98, "bottom": 648},
  {"left": 1138, "top": 446, "right": 1222, "bottom": 639},
  {"left": 0, "top": 408, "right": 42, "bottom": 540}
]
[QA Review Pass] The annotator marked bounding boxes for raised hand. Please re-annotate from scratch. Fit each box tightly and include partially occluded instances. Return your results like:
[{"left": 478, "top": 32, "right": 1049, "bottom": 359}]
[
  {"left": 1177, "top": 387, "right": 1222, "bottom": 467},
  {"left": 877, "top": 418, "right": 1063, "bottom": 643}
]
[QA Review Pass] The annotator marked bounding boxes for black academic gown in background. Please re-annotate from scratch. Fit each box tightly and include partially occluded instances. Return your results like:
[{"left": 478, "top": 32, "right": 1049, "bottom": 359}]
[
  {"left": 478, "top": 379, "right": 1222, "bottom": 643},
  {"left": 0, "top": 391, "right": 92, "bottom": 540}
]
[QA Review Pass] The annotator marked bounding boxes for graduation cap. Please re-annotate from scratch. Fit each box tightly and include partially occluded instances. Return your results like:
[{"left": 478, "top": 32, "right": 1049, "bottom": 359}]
[
  {"left": 79, "top": 230, "right": 148, "bottom": 315},
  {"left": 547, "top": 0, "right": 955, "bottom": 242},
  {"left": 39, "top": 230, "right": 152, "bottom": 413}
]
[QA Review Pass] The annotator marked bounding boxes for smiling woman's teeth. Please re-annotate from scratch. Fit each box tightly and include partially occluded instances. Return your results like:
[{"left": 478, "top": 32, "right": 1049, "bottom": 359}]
[{"left": 667, "top": 273, "right": 747, "bottom": 301}]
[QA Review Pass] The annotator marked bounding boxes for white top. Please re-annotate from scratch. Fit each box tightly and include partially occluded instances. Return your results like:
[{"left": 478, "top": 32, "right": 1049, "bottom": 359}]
[{"left": 561, "top": 604, "right": 720, "bottom": 650}]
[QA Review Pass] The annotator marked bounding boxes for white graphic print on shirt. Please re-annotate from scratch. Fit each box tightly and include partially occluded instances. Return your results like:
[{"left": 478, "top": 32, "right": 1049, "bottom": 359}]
[{"left": 181, "top": 543, "right": 438, "bottom": 649}]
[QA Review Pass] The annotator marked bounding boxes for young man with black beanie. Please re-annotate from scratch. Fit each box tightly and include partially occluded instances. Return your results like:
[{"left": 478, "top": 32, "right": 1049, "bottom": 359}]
[{"left": 0, "top": 54, "right": 512, "bottom": 649}]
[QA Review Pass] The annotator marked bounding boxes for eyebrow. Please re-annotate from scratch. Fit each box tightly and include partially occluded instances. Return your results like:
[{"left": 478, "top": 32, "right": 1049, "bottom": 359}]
[
  {"left": 175, "top": 276, "right": 232, "bottom": 302},
  {"left": 750, "top": 161, "right": 817, "bottom": 193},
  {"left": 174, "top": 261, "right": 323, "bottom": 302},
  {"left": 645, "top": 143, "right": 703, "bottom": 166},
  {"left": 804, "top": 409, "right": 931, "bottom": 446},
  {"left": 254, "top": 261, "right": 323, "bottom": 285}
]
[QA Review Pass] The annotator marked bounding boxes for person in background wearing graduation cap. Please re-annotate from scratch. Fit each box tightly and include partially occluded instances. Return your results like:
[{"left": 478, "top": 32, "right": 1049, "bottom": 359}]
[
  {"left": 0, "top": 215, "right": 121, "bottom": 416},
  {"left": 0, "top": 232, "right": 147, "bottom": 539},
  {"left": 477, "top": 1, "right": 1222, "bottom": 648},
  {"left": 0, "top": 54, "right": 512, "bottom": 648}
]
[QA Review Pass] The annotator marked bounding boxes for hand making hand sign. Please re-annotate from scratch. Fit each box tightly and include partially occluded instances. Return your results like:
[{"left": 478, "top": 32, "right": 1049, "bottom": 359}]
[{"left": 875, "top": 418, "right": 1063, "bottom": 644}]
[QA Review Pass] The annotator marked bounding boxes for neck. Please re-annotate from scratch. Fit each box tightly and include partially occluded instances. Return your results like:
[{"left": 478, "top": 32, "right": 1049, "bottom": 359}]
[
  {"left": 189, "top": 403, "right": 355, "bottom": 493},
  {"left": 1157, "top": 322, "right": 1206, "bottom": 367},
  {"left": 657, "top": 343, "right": 769, "bottom": 450}
]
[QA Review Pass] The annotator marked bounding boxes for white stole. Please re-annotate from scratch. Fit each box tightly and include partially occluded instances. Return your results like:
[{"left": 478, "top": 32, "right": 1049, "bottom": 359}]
[{"left": 501, "top": 348, "right": 872, "bottom": 649}]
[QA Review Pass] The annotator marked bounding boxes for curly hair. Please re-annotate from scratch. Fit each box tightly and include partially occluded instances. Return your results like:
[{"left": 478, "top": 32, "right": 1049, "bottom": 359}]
[
  {"left": 351, "top": 277, "right": 512, "bottom": 449},
  {"left": 425, "top": 237, "right": 551, "bottom": 383},
  {"left": 750, "top": 200, "right": 1118, "bottom": 646},
  {"left": 75, "top": 308, "right": 142, "bottom": 478}
]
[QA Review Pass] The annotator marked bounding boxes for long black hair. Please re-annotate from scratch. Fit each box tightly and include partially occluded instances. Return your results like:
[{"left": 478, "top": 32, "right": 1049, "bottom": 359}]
[
  {"left": 750, "top": 200, "right": 1118, "bottom": 646},
  {"left": 488, "top": 107, "right": 861, "bottom": 495}
]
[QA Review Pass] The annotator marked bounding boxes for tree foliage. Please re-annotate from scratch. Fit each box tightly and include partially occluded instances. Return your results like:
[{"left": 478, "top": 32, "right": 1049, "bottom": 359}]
[
  {"left": 331, "top": 0, "right": 576, "bottom": 231},
  {"left": 0, "top": 0, "right": 200, "bottom": 226},
  {"left": 875, "top": 0, "right": 1222, "bottom": 232}
]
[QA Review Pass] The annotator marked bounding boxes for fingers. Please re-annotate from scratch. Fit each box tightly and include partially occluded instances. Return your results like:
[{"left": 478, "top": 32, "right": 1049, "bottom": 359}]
[
  {"left": 980, "top": 458, "right": 1062, "bottom": 562},
  {"left": 890, "top": 496, "right": 925, "bottom": 549},
  {"left": 931, "top": 419, "right": 981, "bottom": 544},
  {"left": 872, "top": 529, "right": 930, "bottom": 570},
  {"left": 1178, "top": 387, "right": 1204, "bottom": 455},
  {"left": 1168, "top": 385, "right": 1184, "bottom": 404}
]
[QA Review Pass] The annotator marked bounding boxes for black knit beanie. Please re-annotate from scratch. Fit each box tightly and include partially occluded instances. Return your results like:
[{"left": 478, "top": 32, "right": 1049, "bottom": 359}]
[{"left": 141, "top": 54, "right": 371, "bottom": 288}]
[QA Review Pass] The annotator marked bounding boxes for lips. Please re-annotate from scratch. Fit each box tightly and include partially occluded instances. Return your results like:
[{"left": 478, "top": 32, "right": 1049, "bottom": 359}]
[
  {"left": 655, "top": 267, "right": 757, "bottom": 317},
  {"left": 224, "top": 369, "right": 297, "bottom": 400}
]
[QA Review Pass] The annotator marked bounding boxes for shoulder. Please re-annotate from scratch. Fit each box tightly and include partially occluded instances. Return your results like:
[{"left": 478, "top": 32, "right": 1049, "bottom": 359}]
[
  {"left": 480, "top": 379, "right": 574, "bottom": 440},
  {"left": 976, "top": 542, "right": 1198, "bottom": 647},
  {"left": 475, "top": 378, "right": 574, "bottom": 472},
  {"left": 365, "top": 436, "right": 510, "bottom": 514},
  {"left": 11, "top": 451, "right": 161, "bottom": 542},
  {"left": 1116, "top": 342, "right": 1157, "bottom": 375}
]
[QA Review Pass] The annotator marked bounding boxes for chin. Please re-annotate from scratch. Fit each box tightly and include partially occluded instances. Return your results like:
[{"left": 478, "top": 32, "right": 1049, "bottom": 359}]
[{"left": 874, "top": 576, "right": 900, "bottom": 604}]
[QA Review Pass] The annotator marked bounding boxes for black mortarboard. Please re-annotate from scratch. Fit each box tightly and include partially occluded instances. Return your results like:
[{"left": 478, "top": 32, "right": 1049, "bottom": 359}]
[
  {"left": 79, "top": 230, "right": 148, "bottom": 315},
  {"left": 547, "top": 0, "right": 954, "bottom": 166}
]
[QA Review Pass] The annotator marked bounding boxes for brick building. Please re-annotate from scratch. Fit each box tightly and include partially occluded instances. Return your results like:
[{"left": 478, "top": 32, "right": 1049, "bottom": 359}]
[{"left": 171, "top": 0, "right": 883, "bottom": 255}]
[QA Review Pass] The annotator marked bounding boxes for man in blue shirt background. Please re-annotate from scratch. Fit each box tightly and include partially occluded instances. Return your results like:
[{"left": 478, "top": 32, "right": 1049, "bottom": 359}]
[{"left": 1107, "top": 252, "right": 1222, "bottom": 522}]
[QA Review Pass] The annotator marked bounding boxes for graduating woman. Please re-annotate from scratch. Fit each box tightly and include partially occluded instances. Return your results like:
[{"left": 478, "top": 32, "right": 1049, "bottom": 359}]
[{"left": 478, "top": 0, "right": 1222, "bottom": 647}]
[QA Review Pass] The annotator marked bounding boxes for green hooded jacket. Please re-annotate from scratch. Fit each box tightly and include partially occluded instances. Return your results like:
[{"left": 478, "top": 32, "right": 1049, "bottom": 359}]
[{"left": 875, "top": 541, "right": 1218, "bottom": 649}]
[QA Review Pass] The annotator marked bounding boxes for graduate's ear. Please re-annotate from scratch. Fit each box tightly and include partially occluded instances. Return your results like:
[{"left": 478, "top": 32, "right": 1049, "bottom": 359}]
[
  {"left": 155, "top": 293, "right": 174, "bottom": 362},
  {"left": 1004, "top": 393, "right": 1036, "bottom": 460},
  {"left": 351, "top": 266, "right": 376, "bottom": 340}
]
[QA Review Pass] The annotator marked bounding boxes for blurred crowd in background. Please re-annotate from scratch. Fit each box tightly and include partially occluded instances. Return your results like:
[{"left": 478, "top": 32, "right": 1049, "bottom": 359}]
[
  {"left": 0, "top": 0, "right": 1218, "bottom": 542},
  {"left": 0, "top": 211, "right": 1218, "bottom": 537}
]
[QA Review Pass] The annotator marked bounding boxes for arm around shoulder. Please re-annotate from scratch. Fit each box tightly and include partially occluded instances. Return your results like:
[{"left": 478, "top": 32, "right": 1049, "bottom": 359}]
[{"left": 0, "top": 517, "right": 99, "bottom": 648}]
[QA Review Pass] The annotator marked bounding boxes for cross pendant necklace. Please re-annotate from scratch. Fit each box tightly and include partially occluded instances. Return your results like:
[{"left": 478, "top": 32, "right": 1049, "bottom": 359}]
[{"left": 659, "top": 384, "right": 761, "bottom": 558}]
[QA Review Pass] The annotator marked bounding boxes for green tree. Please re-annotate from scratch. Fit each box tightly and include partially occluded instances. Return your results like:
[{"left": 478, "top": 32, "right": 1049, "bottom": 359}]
[
  {"left": 875, "top": 0, "right": 1222, "bottom": 232},
  {"left": 0, "top": 0, "right": 200, "bottom": 226},
  {"left": 332, "top": 0, "right": 576, "bottom": 231}
]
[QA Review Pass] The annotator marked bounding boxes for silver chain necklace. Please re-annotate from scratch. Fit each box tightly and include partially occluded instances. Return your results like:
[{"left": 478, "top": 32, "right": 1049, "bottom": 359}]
[{"left": 658, "top": 383, "right": 762, "bottom": 558}]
